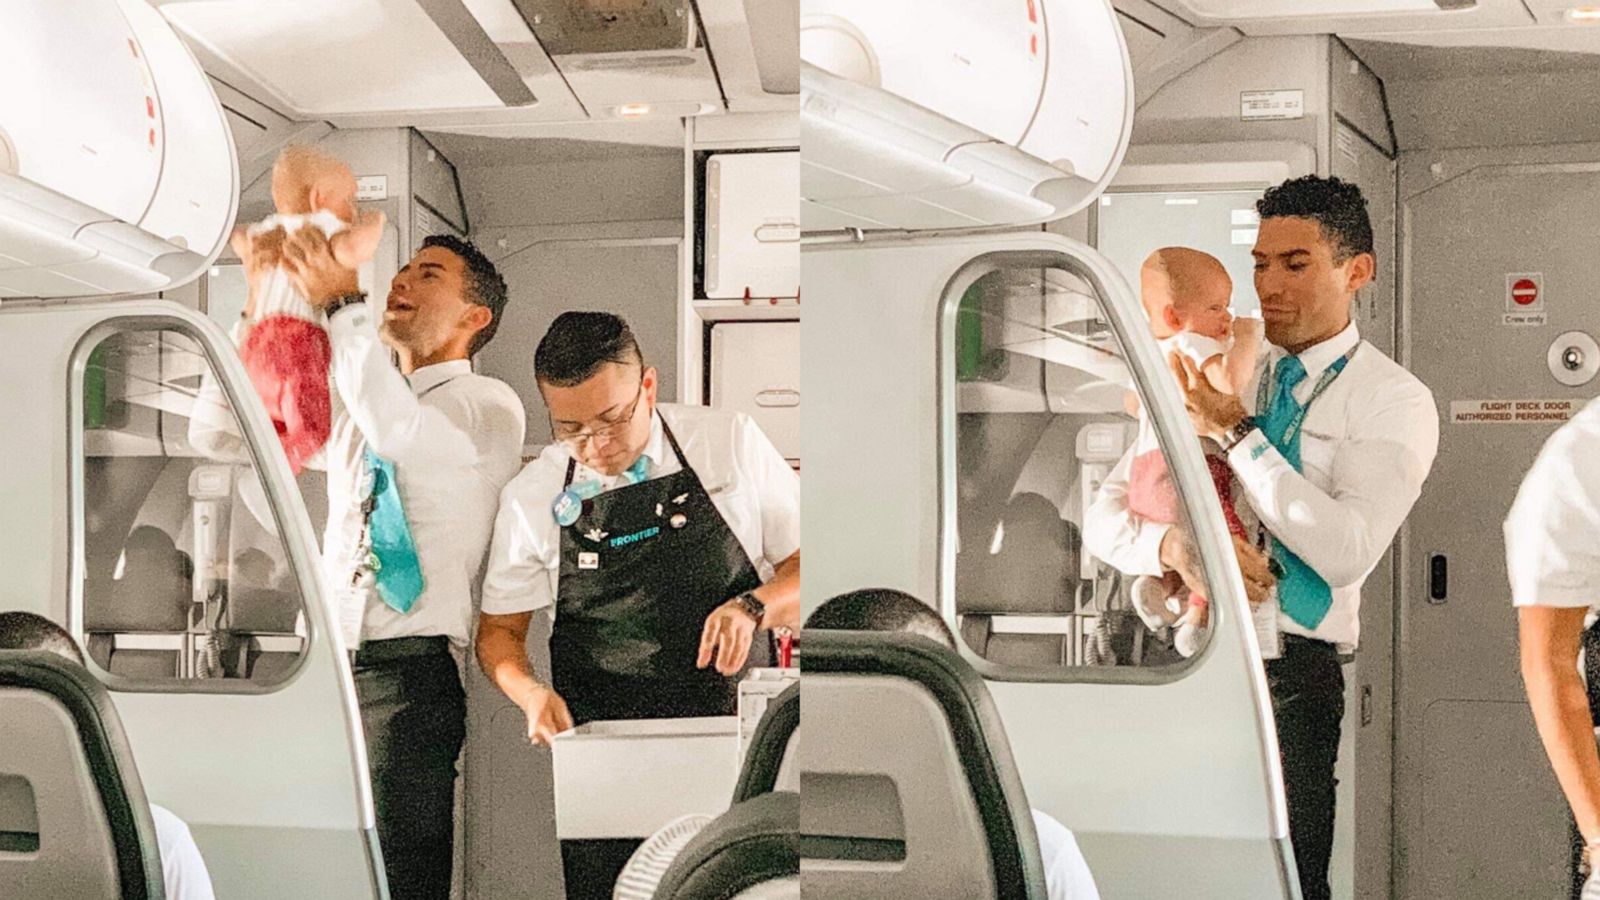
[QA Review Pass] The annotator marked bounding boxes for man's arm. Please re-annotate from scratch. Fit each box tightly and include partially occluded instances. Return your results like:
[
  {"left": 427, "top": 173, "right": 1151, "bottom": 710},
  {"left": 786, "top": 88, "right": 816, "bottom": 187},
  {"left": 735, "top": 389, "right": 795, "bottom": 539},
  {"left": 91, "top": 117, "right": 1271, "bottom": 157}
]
[
  {"left": 1520, "top": 606, "right": 1600, "bottom": 842},
  {"left": 698, "top": 414, "right": 801, "bottom": 674},
  {"left": 477, "top": 477, "right": 572, "bottom": 744},
  {"left": 1082, "top": 445, "right": 1170, "bottom": 578},
  {"left": 1225, "top": 382, "right": 1438, "bottom": 588},
  {"left": 1082, "top": 424, "right": 1273, "bottom": 604}
]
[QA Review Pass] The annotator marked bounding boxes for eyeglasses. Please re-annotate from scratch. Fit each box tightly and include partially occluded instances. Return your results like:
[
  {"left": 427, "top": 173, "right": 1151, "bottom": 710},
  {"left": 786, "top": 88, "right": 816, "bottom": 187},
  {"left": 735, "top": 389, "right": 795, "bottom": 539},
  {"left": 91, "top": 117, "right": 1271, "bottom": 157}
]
[{"left": 551, "top": 380, "right": 645, "bottom": 448}]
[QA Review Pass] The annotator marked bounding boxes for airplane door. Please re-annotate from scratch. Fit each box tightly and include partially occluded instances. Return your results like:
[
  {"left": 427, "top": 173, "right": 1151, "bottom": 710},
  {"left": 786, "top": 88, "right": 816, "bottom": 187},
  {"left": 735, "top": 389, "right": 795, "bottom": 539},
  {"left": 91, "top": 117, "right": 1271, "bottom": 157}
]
[
  {"left": 1394, "top": 160, "right": 1600, "bottom": 899},
  {"left": 804, "top": 230, "right": 1296, "bottom": 898},
  {"left": 0, "top": 301, "right": 383, "bottom": 899}
]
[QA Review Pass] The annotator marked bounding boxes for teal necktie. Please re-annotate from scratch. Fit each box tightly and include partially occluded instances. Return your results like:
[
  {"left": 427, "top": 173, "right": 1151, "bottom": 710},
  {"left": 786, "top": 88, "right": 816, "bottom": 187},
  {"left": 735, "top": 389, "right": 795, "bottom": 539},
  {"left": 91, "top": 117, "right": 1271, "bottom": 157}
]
[
  {"left": 363, "top": 447, "right": 425, "bottom": 614},
  {"left": 1256, "top": 356, "right": 1335, "bottom": 630}
]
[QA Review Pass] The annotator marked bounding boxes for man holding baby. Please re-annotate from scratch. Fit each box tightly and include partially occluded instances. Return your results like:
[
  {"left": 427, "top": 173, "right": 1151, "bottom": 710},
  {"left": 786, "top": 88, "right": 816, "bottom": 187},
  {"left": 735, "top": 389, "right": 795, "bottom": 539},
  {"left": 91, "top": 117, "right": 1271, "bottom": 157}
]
[
  {"left": 223, "top": 146, "right": 525, "bottom": 899},
  {"left": 1085, "top": 175, "right": 1438, "bottom": 900}
]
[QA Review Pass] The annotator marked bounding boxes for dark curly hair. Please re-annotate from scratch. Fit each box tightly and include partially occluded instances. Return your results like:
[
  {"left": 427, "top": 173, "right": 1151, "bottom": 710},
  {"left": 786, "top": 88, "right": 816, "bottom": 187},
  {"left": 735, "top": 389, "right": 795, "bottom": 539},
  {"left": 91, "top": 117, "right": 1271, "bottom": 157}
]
[
  {"left": 1256, "top": 175, "right": 1374, "bottom": 263},
  {"left": 421, "top": 234, "right": 508, "bottom": 356},
  {"left": 535, "top": 311, "right": 644, "bottom": 388}
]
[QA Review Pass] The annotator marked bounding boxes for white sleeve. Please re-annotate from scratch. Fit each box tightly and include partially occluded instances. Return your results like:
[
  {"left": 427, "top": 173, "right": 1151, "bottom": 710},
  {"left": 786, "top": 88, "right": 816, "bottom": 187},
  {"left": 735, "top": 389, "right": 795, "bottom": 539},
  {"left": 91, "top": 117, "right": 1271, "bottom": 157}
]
[
  {"left": 1507, "top": 417, "right": 1600, "bottom": 608},
  {"left": 150, "top": 805, "right": 216, "bottom": 900},
  {"left": 734, "top": 412, "right": 800, "bottom": 565},
  {"left": 1228, "top": 377, "right": 1439, "bottom": 589},
  {"left": 480, "top": 472, "right": 559, "bottom": 616},
  {"left": 1081, "top": 444, "right": 1170, "bottom": 578},
  {"left": 1030, "top": 809, "right": 1101, "bottom": 900}
]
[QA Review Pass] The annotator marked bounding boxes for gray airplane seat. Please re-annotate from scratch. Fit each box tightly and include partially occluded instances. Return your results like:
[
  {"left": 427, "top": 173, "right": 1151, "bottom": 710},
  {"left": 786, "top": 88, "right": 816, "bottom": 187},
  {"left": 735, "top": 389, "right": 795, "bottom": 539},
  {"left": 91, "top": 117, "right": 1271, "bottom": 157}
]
[
  {"left": 800, "top": 629, "right": 1047, "bottom": 900},
  {"left": 957, "top": 492, "right": 1079, "bottom": 667},
  {"left": 228, "top": 585, "right": 302, "bottom": 681},
  {"left": 0, "top": 650, "right": 165, "bottom": 899},
  {"left": 651, "top": 791, "right": 798, "bottom": 900},
  {"left": 85, "top": 526, "right": 192, "bottom": 679},
  {"left": 735, "top": 681, "right": 799, "bottom": 801}
]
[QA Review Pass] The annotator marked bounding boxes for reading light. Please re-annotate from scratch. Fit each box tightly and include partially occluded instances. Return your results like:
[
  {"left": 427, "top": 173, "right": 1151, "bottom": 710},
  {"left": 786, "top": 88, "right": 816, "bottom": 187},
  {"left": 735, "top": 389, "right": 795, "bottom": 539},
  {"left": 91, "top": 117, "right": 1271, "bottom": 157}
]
[{"left": 616, "top": 103, "right": 652, "bottom": 118}]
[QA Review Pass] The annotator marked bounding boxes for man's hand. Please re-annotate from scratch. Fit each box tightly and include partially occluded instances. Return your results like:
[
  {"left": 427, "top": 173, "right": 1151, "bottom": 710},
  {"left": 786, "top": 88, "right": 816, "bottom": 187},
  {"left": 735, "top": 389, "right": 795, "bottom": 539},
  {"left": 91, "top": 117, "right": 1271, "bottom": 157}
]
[
  {"left": 233, "top": 226, "right": 289, "bottom": 320},
  {"left": 281, "top": 224, "right": 360, "bottom": 308},
  {"left": 1171, "top": 352, "right": 1248, "bottom": 441},
  {"left": 698, "top": 600, "right": 760, "bottom": 676},
  {"left": 1160, "top": 527, "right": 1275, "bottom": 608},
  {"left": 520, "top": 684, "right": 574, "bottom": 747}
]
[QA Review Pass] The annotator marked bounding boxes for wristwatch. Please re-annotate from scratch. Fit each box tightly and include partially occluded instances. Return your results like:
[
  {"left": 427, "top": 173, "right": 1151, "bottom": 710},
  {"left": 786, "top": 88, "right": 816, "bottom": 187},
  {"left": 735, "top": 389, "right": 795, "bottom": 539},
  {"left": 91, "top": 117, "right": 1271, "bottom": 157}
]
[
  {"left": 323, "top": 291, "right": 367, "bottom": 319},
  {"left": 1219, "top": 415, "right": 1259, "bottom": 452},
  {"left": 733, "top": 591, "right": 766, "bottom": 625}
]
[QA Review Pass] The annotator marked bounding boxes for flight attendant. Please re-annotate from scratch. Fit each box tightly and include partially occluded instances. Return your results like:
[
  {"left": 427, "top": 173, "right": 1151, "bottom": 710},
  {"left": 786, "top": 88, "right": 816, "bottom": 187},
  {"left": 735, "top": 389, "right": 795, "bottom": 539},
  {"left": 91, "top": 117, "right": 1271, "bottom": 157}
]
[
  {"left": 475, "top": 311, "right": 800, "bottom": 899},
  {"left": 1507, "top": 402, "right": 1600, "bottom": 899}
]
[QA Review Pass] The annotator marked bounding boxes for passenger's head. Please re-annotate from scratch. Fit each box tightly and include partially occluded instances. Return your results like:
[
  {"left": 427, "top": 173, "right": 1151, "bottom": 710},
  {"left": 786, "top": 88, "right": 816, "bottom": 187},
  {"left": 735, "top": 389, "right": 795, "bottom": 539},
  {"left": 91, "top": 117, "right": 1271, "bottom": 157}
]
[
  {"left": 535, "top": 312, "right": 655, "bottom": 477},
  {"left": 0, "top": 611, "right": 86, "bottom": 667},
  {"left": 1139, "top": 247, "right": 1233, "bottom": 341},
  {"left": 1253, "top": 176, "right": 1375, "bottom": 353},
  {"left": 270, "top": 146, "right": 358, "bottom": 221},
  {"left": 805, "top": 588, "right": 957, "bottom": 651},
  {"left": 382, "top": 234, "right": 508, "bottom": 367}
]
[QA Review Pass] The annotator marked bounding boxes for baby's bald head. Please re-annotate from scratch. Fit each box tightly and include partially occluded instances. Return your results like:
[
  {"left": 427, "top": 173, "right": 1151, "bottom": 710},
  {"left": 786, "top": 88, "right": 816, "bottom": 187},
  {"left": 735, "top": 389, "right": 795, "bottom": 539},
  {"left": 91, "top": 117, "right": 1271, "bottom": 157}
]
[
  {"left": 271, "top": 146, "right": 357, "bottom": 220},
  {"left": 1140, "top": 247, "right": 1233, "bottom": 338}
]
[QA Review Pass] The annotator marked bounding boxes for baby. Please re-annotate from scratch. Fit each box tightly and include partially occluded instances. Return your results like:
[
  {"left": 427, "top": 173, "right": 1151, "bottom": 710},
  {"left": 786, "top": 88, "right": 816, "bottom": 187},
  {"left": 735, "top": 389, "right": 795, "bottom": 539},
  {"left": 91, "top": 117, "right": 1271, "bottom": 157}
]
[
  {"left": 232, "top": 146, "right": 383, "bottom": 472},
  {"left": 1125, "top": 247, "right": 1261, "bottom": 657}
]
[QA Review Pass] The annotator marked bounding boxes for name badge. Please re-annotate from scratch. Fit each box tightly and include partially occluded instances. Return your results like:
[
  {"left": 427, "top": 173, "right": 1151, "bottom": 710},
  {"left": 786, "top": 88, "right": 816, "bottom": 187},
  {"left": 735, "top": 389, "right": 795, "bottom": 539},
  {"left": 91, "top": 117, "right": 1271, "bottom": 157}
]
[{"left": 578, "top": 551, "right": 599, "bottom": 570}]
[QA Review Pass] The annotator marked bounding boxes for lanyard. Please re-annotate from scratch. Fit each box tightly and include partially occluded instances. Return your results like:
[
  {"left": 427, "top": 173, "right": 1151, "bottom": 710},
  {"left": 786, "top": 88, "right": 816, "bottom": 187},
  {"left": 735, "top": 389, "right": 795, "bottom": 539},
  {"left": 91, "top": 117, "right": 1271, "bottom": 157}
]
[{"left": 1255, "top": 345, "right": 1359, "bottom": 451}]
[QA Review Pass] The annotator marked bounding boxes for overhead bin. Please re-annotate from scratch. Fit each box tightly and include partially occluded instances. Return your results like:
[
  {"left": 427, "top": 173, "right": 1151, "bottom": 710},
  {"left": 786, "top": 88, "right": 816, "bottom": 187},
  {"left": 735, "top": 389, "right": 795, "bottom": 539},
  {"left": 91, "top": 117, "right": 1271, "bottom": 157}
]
[
  {"left": 799, "top": 0, "right": 1133, "bottom": 231},
  {"left": 0, "top": 0, "right": 237, "bottom": 299}
]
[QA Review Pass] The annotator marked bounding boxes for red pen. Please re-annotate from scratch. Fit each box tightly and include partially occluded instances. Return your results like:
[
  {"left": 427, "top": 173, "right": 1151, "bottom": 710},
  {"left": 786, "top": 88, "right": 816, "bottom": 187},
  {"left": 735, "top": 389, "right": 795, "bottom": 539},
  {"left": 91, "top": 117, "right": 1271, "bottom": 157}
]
[{"left": 778, "top": 631, "right": 794, "bottom": 668}]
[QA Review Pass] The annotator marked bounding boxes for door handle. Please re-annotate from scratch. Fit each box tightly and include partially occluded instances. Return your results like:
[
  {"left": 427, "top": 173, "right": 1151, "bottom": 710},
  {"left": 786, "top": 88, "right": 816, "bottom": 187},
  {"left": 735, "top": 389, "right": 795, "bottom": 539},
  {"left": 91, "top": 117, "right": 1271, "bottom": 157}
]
[{"left": 1428, "top": 553, "right": 1447, "bottom": 604}]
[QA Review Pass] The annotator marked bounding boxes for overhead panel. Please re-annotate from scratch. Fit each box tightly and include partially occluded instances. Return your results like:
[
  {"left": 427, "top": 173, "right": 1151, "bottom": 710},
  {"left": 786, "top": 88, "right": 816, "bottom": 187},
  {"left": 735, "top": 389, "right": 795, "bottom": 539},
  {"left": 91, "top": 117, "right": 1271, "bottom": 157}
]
[{"left": 160, "top": 0, "right": 534, "bottom": 117}]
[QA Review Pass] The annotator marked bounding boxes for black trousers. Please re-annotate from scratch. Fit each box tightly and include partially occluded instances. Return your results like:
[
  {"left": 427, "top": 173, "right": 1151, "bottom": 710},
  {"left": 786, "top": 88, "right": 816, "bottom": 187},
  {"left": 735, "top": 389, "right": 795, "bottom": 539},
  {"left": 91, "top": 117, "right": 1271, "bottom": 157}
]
[
  {"left": 1266, "top": 635, "right": 1345, "bottom": 900},
  {"left": 353, "top": 637, "right": 466, "bottom": 900},
  {"left": 561, "top": 838, "right": 644, "bottom": 900}
]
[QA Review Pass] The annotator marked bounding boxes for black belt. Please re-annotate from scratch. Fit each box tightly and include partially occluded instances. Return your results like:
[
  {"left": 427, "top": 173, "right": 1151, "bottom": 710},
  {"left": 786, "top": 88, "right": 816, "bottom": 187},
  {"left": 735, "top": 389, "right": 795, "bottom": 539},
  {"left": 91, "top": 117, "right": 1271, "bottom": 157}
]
[
  {"left": 351, "top": 635, "right": 452, "bottom": 667},
  {"left": 1280, "top": 633, "right": 1353, "bottom": 664}
]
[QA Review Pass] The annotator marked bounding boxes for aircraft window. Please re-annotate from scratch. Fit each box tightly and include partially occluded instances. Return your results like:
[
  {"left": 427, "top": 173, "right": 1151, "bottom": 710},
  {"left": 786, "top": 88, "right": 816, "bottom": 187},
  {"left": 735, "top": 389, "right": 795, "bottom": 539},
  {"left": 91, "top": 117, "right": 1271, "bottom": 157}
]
[
  {"left": 948, "top": 265, "right": 1215, "bottom": 675},
  {"left": 75, "top": 327, "right": 308, "bottom": 689},
  {"left": 1095, "top": 189, "right": 1266, "bottom": 317}
]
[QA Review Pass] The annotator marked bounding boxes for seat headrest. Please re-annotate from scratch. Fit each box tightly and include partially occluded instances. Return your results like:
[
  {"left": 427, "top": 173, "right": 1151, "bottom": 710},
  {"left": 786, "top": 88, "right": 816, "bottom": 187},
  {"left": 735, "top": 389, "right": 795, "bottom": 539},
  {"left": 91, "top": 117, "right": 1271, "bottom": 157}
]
[
  {"left": 799, "top": 630, "right": 1047, "bottom": 900},
  {"left": 0, "top": 651, "right": 164, "bottom": 900},
  {"left": 734, "top": 682, "right": 799, "bottom": 803},
  {"left": 653, "top": 790, "right": 798, "bottom": 900}
]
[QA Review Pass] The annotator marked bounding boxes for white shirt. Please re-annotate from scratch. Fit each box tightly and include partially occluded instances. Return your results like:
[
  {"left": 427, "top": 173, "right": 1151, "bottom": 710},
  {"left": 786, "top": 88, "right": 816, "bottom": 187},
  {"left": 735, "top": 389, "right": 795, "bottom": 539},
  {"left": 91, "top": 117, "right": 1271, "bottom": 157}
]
[
  {"left": 1506, "top": 398, "right": 1600, "bottom": 611},
  {"left": 481, "top": 404, "right": 799, "bottom": 616},
  {"left": 1085, "top": 322, "right": 1439, "bottom": 649},
  {"left": 1031, "top": 809, "right": 1101, "bottom": 900},
  {"left": 321, "top": 305, "right": 525, "bottom": 647},
  {"left": 150, "top": 804, "right": 215, "bottom": 900}
]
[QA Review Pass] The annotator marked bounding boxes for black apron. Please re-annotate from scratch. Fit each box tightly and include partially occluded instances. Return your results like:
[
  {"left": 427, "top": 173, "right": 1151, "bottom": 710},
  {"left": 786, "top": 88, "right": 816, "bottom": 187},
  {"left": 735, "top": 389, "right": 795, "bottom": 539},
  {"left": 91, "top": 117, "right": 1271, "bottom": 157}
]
[{"left": 549, "top": 414, "right": 769, "bottom": 725}]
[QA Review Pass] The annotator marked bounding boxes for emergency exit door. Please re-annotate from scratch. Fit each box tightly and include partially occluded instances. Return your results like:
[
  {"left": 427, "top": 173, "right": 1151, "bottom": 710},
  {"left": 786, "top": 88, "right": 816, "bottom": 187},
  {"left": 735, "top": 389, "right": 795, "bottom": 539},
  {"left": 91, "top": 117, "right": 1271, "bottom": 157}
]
[
  {"left": 1395, "top": 159, "right": 1600, "bottom": 899},
  {"left": 803, "top": 230, "right": 1296, "bottom": 898}
]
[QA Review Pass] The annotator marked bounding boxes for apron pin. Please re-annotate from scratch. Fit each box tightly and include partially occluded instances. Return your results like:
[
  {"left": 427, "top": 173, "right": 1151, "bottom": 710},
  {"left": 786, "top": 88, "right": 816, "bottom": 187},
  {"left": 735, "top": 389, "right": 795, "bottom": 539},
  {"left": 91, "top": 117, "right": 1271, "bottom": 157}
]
[
  {"left": 553, "top": 490, "right": 583, "bottom": 527},
  {"left": 673, "top": 493, "right": 689, "bottom": 505},
  {"left": 656, "top": 502, "right": 664, "bottom": 517},
  {"left": 670, "top": 512, "right": 688, "bottom": 530},
  {"left": 585, "top": 527, "right": 605, "bottom": 542}
]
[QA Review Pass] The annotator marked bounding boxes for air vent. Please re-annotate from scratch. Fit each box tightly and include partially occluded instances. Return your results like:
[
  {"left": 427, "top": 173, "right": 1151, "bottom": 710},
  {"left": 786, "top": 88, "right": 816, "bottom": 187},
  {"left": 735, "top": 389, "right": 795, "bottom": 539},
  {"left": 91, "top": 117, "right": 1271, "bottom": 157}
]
[{"left": 509, "top": 0, "right": 691, "bottom": 55}]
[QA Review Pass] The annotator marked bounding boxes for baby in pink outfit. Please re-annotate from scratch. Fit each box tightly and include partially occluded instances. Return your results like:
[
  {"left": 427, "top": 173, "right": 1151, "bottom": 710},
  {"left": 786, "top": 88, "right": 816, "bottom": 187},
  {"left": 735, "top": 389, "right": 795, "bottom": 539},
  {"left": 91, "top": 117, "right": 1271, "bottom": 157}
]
[{"left": 1126, "top": 247, "right": 1261, "bottom": 657}]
